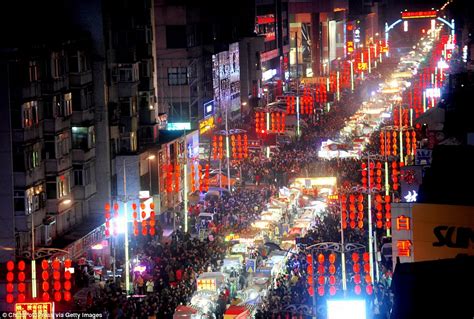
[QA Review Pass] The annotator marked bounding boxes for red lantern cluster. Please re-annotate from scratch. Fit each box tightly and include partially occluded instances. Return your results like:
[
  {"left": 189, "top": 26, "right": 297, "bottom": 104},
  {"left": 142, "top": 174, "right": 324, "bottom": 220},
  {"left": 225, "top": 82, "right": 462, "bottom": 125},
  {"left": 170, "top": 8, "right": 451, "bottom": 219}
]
[
  {"left": 198, "top": 164, "right": 210, "bottom": 193},
  {"left": 405, "top": 130, "right": 417, "bottom": 156},
  {"left": 385, "top": 195, "right": 392, "bottom": 230},
  {"left": 64, "top": 259, "right": 72, "bottom": 302},
  {"left": 357, "top": 193, "right": 364, "bottom": 229},
  {"left": 41, "top": 259, "right": 50, "bottom": 301},
  {"left": 307, "top": 254, "right": 314, "bottom": 296},
  {"left": 379, "top": 132, "right": 386, "bottom": 156},
  {"left": 328, "top": 253, "right": 337, "bottom": 296},
  {"left": 6, "top": 260, "right": 15, "bottom": 303},
  {"left": 164, "top": 164, "right": 174, "bottom": 193},
  {"left": 391, "top": 161, "right": 399, "bottom": 191},
  {"left": 149, "top": 202, "right": 156, "bottom": 237},
  {"left": 52, "top": 259, "right": 62, "bottom": 302},
  {"left": 361, "top": 163, "right": 367, "bottom": 188},
  {"left": 349, "top": 194, "right": 356, "bottom": 229},
  {"left": 191, "top": 163, "right": 196, "bottom": 193},
  {"left": 212, "top": 135, "right": 224, "bottom": 160},
  {"left": 375, "top": 194, "right": 384, "bottom": 229},
  {"left": 140, "top": 203, "right": 148, "bottom": 236},
  {"left": 163, "top": 164, "right": 181, "bottom": 193},
  {"left": 255, "top": 111, "right": 267, "bottom": 134},
  {"left": 300, "top": 88, "right": 314, "bottom": 115},
  {"left": 317, "top": 253, "right": 325, "bottom": 296},
  {"left": 369, "top": 162, "right": 375, "bottom": 189},
  {"left": 315, "top": 84, "right": 327, "bottom": 103},
  {"left": 341, "top": 194, "right": 348, "bottom": 229},
  {"left": 363, "top": 253, "right": 373, "bottom": 295},
  {"left": 352, "top": 253, "right": 362, "bottom": 295},
  {"left": 105, "top": 203, "right": 111, "bottom": 237},
  {"left": 270, "top": 112, "right": 286, "bottom": 132},
  {"left": 286, "top": 96, "right": 296, "bottom": 114},
  {"left": 5, "top": 260, "right": 28, "bottom": 303},
  {"left": 375, "top": 162, "right": 383, "bottom": 190},
  {"left": 392, "top": 131, "right": 398, "bottom": 156},
  {"left": 231, "top": 134, "right": 249, "bottom": 159},
  {"left": 132, "top": 203, "right": 139, "bottom": 236}
]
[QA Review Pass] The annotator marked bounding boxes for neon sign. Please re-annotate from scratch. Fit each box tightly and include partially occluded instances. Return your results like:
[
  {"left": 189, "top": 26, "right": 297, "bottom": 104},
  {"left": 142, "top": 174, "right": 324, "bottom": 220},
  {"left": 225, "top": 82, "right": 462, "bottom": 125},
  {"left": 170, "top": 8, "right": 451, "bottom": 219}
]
[{"left": 402, "top": 10, "right": 437, "bottom": 19}]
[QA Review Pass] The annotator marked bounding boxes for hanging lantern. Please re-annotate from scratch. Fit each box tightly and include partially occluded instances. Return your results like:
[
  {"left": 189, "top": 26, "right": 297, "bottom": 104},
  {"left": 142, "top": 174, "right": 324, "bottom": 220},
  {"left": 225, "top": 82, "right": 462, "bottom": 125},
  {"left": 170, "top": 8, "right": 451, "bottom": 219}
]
[
  {"left": 352, "top": 252, "right": 360, "bottom": 263},
  {"left": 205, "top": 164, "right": 210, "bottom": 192},
  {"left": 355, "top": 284, "right": 362, "bottom": 295},
  {"left": 317, "top": 253, "right": 325, "bottom": 264},
  {"left": 341, "top": 195, "right": 347, "bottom": 229},
  {"left": 366, "top": 284, "right": 373, "bottom": 295},
  {"left": 174, "top": 164, "right": 180, "bottom": 193},
  {"left": 392, "top": 131, "right": 398, "bottom": 156},
  {"left": 379, "top": 132, "right": 385, "bottom": 156}
]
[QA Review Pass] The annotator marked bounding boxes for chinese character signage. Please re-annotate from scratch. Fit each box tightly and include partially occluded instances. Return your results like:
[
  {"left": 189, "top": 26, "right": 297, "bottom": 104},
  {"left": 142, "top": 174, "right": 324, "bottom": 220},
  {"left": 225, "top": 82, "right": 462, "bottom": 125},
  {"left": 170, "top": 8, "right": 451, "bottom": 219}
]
[
  {"left": 402, "top": 10, "right": 437, "bottom": 19},
  {"left": 357, "top": 62, "right": 368, "bottom": 71},
  {"left": 15, "top": 302, "right": 54, "bottom": 319},
  {"left": 197, "top": 278, "right": 216, "bottom": 291}
]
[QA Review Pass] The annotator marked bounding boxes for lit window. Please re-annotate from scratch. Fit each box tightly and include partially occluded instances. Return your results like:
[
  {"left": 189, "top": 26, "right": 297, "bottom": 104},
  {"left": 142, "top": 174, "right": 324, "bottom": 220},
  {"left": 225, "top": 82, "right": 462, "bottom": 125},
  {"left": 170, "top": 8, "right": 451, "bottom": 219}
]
[{"left": 167, "top": 67, "right": 188, "bottom": 86}]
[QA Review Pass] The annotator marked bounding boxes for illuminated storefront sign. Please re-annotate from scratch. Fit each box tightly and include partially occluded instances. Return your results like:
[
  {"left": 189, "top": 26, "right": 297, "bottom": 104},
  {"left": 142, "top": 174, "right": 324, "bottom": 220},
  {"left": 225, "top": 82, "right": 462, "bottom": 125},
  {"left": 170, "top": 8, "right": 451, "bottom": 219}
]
[
  {"left": 357, "top": 62, "right": 368, "bottom": 71},
  {"left": 15, "top": 302, "right": 54, "bottom": 318},
  {"left": 199, "top": 116, "right": 215, "bottom": 135},
  {"left": 402, "top": 10, "right": 437, "bottom": 19},
  {"left": 204, "top": 100, "right": 214, "bottom": 118},
  {"left": 396, "top": 215, "right": 411, "bottom": 231},
  {"left": 262, "top": 68, "right": 277, "bottom": 81},
  {"left": 167, "top": 122, "right": 191, "bottom": 130},
  {"left": 425, "top": 88, "right": 441, "bottom": 98}
]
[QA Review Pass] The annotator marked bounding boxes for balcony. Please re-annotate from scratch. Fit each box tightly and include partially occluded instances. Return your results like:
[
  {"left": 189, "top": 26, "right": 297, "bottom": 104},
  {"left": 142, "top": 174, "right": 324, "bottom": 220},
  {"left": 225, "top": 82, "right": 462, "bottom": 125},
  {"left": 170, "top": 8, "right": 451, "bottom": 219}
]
[
  {"left": 45, "top": 156, "right": 72, "bottom": 175},
  {"left": 12, "top": 126, "right": 43, "bottom": 143},
  {"left": 69, "top": 70, "right": 93, "bottom": 87},
  {"left": 120, "top": 115, "right": 138, "bottom": 132},
  {"left": 46, "top": 194, "right": 73, "bottom": 215},
  {"left": 44, "top": 117, "right": 71, "bottom": 134},
  {"left": 41, "top": 76, "right": 69, "bottom": 94},
  {"left": 73, "top": 183, "right": 97, "bottom": 201},
  {"left": 72, "top": 147, "right": 96, "bottom": 163},
  {"left": 117, "top": 81, "right": 139, "bottom": 98},
  {"left": 21, "top": 82, "right": 41, "bottom": 99},
  {"left": 72, "top": 108, "right": 94, "bottom": 125},
  {"left": 13, "top": 168, "right": 45, "bottom": 188}
]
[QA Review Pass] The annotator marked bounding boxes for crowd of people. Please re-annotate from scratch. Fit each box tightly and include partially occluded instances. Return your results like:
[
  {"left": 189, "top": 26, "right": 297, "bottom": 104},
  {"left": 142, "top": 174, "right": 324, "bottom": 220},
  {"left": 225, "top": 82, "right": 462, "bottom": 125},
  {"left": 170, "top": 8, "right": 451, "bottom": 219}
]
[{"left": 73, "top": 66, "right": 397, "bottom": 319}]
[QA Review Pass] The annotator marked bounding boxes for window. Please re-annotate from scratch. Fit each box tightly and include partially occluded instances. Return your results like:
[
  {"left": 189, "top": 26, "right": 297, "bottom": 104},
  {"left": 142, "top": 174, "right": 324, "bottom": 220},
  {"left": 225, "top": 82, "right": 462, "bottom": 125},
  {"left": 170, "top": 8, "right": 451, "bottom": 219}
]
[
  {"left": 53, "top": 93, "right": 73, "bottom": 118},
  {"left": 14, "top": 190, "right": 25, "bottom": 212},
  {"left": 168, "top": 67, "right": 188, "bottom": 86},
  {"left": 21, "top": 101, "right": 39, "bottom": 128},
  {"left": 55, "top": 131, "right": 71, "bottom": 158},
  {"left": 74, "top": 168, "right": 83, "bottom": 186},
  {"left": 69, "top": 50, "right": 90, "bottom": 73},
  {"left": 58, "top": 174, "right": 70, "bottom": 198},
  {"left": 166, "top": 25, "right": 186, "bottom": 48},
  {"left": 140, "top": 60, "right": 151, "bottom": 78},
  {"left": 63, "top": 93, "right": 73, "bottom": 117},
  {"left": 28, "top": 60, "right": 39, "bottom": 82},
  {"left": 51, "top": 52, "right": 65, "bottom": 78},
  {"left": 25, "top": 143, "right": 42, "bottom": 171},
  {"left": 130, "top": 132, "right": 137, "bottom": 152},
  {"left": 72, "top": 126, "right": 95, "bottom": 150}
]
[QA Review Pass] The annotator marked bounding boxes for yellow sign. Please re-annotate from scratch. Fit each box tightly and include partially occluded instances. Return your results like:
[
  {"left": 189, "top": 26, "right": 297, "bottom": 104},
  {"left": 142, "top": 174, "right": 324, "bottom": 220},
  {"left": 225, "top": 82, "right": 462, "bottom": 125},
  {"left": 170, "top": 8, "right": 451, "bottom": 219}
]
[
  {"left": 357, "top": 62, "right": 368, "bottom": 71},
  {"left": 199, "top": 116, "right": 215, "bottom": 134},
  {"left": 197, "top": 278, "right": 216, "bottom": 291},
  {"left": 15, "top": 302, "right": 54, "bottom": 319}
]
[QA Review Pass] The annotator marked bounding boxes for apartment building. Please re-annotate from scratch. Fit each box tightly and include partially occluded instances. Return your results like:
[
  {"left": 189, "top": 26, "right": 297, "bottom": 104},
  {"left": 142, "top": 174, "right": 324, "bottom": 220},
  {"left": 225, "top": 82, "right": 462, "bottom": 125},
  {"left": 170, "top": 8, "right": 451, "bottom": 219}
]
[{"left": 0, "top": 34, "right": 97, "bottom": 261}]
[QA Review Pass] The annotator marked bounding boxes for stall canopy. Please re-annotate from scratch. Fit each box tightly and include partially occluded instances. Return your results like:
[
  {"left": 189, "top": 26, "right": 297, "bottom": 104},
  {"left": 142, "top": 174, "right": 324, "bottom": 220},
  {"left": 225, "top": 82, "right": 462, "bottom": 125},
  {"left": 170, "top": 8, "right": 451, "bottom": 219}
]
[
  {"left": 224, "top": 305, "right": 251, "bottom": 319},
  {"left": 173, "top": 305, "right": 198, "bottom": 318}
]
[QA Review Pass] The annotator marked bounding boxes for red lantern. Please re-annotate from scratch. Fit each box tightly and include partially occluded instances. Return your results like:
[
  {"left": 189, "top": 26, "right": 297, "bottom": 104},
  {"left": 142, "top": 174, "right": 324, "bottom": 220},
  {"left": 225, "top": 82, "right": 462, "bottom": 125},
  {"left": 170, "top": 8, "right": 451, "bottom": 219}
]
[
  {"left": 329, "top": 285, "right": 336, "bottom": 296},
  {"left": 54, "top": 280, "right": 61, "bottom": 291},
  {"left": 64, "top": 291, "right": 72, "bottom": 302},
  {"left": 64, "top": 280, "right": 72, "bottom": 291},
  {"left": 329, "top": 275, "right": 336, "bottom": 286},
  {"left": 42, "top": 281, "right": 50, "bottom": 291},
  {"left": 317, "top": 286, "right": 325, "bottom": 296},
  {"left": 317, "top": 253, "right": 325, "bottom": 264},
  {"left": 42, "top": 292, "right": 50, "bottom": 301},
  {"left": 352, "top": 253, "right": 359, "bottom": 263},
  {"left": 318, "top": 276, "right": 325, "bottom": 286},
  {"left": 18, "top": 294, "right": 26, "bottom": 303},
  {"left": 42, "top": 271, "right": 49, "bottom": 281},
  {"left": 355, "top": 284, "right": 362, "bottom": 295},
  {"left": 354, "top": 274, "right": 361, "bottom": 284},
  {"left": 54, "top": 291, "right": 62, "bottom": 302}
]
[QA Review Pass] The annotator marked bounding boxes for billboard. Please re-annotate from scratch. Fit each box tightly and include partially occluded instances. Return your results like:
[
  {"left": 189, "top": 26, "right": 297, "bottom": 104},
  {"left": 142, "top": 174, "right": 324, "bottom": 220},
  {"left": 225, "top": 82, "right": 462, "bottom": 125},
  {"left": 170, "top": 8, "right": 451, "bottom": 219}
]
[
  {"left": 392, "top": 203, "right": 474, "bottom": 269},
  {"left": 212, "top": 43, "right": 241, "bottom": 118}
]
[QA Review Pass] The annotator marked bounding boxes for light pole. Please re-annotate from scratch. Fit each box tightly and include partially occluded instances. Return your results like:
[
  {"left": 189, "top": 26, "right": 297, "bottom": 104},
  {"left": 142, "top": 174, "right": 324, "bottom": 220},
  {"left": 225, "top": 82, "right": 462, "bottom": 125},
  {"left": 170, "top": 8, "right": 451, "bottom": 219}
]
[{"left": 122, "top": 159, "right": 131, "bottom": 295}]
